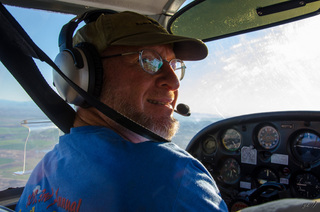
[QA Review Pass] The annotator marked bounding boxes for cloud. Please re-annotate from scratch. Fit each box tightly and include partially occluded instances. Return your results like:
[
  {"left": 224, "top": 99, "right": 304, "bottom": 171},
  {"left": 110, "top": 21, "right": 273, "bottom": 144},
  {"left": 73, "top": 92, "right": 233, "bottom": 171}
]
[{"left": 179, "top": 15, "right": 320, "bottom": 117}]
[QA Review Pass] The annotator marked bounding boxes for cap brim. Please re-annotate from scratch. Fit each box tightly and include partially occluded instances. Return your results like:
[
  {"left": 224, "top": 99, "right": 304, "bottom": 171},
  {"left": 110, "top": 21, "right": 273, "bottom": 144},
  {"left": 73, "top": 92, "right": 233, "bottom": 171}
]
[{"left": 110, "top": 32, "right": 208, "bottom": 61}]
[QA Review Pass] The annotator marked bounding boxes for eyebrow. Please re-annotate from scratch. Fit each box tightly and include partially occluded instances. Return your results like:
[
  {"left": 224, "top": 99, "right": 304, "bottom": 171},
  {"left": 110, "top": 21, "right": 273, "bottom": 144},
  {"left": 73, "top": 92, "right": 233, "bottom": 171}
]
[{"left": 101, "top": 51, "right": 140, "bottom": 59}]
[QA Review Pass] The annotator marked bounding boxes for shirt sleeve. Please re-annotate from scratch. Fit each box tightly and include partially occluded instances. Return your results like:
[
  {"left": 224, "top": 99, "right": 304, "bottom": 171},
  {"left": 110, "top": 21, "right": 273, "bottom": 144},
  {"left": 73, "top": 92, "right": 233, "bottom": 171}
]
[{"left": 172, "top": 159, "right": 228, "bottom": 212}]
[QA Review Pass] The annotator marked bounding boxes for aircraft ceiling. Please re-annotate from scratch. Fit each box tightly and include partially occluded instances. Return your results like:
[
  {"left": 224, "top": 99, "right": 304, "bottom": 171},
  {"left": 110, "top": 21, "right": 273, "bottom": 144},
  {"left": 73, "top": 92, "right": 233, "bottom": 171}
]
[{"left": 0, "top": 0, "right": 184, "bottom": 16}]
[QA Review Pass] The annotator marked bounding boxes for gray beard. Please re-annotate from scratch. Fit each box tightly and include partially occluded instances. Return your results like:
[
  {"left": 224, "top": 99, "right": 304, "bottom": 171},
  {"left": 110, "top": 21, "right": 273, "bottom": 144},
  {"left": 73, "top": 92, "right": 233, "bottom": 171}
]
[{"left": 100, "top": 89, "right": 179, "bottom": 140}]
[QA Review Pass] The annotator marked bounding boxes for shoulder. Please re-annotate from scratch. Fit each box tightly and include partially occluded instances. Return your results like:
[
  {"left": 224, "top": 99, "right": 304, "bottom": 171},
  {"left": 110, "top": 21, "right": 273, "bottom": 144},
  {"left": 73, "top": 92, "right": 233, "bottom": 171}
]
[
  {"left": 172, "top": 158, "right": 228, "bottom": 211},
  {"left": 152, "top": 143, "right": 228, "bottom": 211},
  {"left": 160, "top": 142, "right": 211, "bottom": 177}
]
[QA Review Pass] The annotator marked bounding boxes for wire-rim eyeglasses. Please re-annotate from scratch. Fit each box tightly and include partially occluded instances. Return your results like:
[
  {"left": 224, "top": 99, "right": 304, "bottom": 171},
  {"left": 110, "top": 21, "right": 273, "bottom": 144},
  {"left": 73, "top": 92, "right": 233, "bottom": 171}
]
[{"left": 101, "top": 49, "right": 186, "bottom": 81}]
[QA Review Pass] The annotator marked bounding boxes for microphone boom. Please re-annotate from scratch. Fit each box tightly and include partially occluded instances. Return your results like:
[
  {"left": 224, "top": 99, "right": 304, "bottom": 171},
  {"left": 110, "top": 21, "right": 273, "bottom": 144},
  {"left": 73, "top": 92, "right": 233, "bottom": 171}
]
[{"left": 174, "top": 103, "right": 191, "bottom": 116}]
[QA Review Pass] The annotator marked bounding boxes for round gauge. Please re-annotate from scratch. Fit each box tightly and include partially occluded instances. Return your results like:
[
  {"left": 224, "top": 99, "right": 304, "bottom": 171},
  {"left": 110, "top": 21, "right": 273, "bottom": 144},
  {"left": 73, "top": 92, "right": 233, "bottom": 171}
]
[
  {"left": 220, "top": 158, "right": 241, "bottom": 184},
  {"left": 230, "top": 200, "right": 249, "bottom": 211},
  {"left": 222, "top": 129, "right": 242, "bottom": 151},
  {"left": 292, "top": 131, "right": 320, "bottom": 164},
  {"left": 202, "top": 136, "right": 217, "bottom": 154},
  {"left": 294, "top": 173, "right": 320, "bottom": 198},
  {"left": 257, "top": 125, "right": 280, "bottom": 149},
  {"left": 256, "top": 168, "right": 278, "bottom": 185}
]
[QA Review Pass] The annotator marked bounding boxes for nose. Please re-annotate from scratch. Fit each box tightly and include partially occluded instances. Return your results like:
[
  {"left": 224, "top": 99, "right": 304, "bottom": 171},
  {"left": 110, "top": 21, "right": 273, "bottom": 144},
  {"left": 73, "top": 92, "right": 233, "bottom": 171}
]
[{"left": 155, "top": 62, "right": 180, "bottom": 91}]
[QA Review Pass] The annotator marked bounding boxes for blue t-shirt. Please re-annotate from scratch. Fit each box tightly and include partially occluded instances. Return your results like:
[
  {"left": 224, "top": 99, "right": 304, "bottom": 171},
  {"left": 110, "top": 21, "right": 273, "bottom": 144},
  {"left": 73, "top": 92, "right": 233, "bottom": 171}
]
[{"left": 16, "top": 126, "right": 227, "bottom": 212}]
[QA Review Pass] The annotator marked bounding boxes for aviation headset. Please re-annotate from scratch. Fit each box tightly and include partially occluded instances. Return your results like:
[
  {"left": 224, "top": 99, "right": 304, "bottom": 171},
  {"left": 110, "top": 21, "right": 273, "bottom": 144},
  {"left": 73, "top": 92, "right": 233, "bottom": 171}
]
[{"left": 53, "top": 9, "right": 118, "bottom": 107}]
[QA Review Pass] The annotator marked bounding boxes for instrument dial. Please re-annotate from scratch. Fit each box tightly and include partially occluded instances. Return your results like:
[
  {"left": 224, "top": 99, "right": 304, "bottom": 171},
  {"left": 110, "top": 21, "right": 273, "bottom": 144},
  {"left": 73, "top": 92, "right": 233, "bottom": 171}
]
[
  {"left": 257, "top": 125, "right": 280, "bottom": 149},
  {"left": 230, "top": 201, "right": 249, "bottom": 212},
  {"left": 256, "top": 168, "right": 278, "bottom": 185},
  {"left": 220, "top": 158, "right": 241, "bottom": 184},
  {"left": 294, "top": 173, "right": 320, "bottom": 198},
  {"left": 222, "top": 129, "right": 242, "bottom": 151},
  {"left": 202, "top": 136, "right": 217, "bottom": 154},
  {"left": 292, "top": 131, "right": 320, "bottom": 164}
]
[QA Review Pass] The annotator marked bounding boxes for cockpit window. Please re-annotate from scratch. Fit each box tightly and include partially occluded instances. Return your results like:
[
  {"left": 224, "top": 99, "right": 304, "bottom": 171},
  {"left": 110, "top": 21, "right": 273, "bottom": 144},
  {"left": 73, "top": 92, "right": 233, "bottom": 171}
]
[
  {"left": 1, "top": 3, "right": 320, "bottom": 191},
  {"left": 0, "top": 6, "right": 72, "bottom": 191},
  {"left": 174, "top": 13, "right": 320, "bottom": 148}
]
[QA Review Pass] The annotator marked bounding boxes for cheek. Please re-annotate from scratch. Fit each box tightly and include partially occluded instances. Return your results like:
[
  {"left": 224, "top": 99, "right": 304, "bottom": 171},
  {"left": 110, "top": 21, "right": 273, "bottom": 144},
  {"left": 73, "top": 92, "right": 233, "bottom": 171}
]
[
  {"left": 102, "top": 61, "right": 142, "bottom": 87},
  {"left": 101, "top": 73, "right": 151, "bottom": 107}
]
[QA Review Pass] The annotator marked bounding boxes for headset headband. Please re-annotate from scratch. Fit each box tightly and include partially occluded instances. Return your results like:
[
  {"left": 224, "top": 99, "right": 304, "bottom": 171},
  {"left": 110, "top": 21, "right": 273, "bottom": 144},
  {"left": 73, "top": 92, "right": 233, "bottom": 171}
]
[{"left": 58, "top": 9, "right": 118, "bottom": 68}]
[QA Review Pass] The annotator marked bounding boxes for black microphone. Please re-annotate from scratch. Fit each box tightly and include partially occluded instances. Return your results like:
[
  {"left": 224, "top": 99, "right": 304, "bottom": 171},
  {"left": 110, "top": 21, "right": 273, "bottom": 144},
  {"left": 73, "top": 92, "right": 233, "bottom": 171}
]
[{"left": 174, "top": 103, "right": 191, "bottom": 116}]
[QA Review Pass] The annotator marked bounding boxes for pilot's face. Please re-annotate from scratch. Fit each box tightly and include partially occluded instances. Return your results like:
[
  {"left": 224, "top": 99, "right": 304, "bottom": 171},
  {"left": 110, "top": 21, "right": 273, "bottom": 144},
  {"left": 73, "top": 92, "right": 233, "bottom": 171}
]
[{"left": 100, "top": 44, "right": 180, "bottom": 140}]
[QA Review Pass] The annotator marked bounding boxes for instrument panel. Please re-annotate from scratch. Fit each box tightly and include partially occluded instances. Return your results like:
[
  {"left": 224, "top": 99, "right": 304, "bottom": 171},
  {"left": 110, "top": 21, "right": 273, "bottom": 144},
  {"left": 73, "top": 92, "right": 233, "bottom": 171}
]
[{"left": 186, "top": 111, "right": 320, "bottom": 210}]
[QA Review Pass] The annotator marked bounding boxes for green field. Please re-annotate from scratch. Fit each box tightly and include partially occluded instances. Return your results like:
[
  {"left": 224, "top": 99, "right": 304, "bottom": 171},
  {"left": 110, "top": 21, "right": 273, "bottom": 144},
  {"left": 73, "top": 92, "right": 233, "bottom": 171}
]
[{"left": 0, "top": 100, "right": 60, "bottom": 190}]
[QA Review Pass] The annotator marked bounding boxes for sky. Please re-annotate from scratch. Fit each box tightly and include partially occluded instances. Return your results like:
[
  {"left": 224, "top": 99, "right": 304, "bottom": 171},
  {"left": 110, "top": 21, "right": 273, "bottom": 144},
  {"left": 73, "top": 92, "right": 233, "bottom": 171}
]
[
  {"left": 0, "top": 5, "right": 73, "bottom": 101},
  {"left": 1, "top": 4, "right": 320, "bottom": 117},
  {"left": 178, "top": 15, "right": 320, "bottom": 117}
]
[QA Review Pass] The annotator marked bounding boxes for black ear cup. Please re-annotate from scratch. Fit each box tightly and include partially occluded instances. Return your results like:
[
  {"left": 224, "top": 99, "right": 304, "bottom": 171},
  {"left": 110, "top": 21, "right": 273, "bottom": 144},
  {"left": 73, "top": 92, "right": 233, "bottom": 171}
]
[{"left": 53, "top": 42, "right": 103, "bottom": 107}]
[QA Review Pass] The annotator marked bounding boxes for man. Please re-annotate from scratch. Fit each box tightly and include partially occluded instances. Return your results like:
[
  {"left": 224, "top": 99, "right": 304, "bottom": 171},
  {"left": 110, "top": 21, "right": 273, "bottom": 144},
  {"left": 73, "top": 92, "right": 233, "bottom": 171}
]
[{"left": 16, "top": 11, "right": 228, "bottom": 211}]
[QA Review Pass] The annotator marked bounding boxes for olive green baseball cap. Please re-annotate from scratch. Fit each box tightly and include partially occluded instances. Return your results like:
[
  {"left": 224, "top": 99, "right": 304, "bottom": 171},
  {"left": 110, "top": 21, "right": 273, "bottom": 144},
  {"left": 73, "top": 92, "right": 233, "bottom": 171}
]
[{"left": 73, "top": 11, "right": 208, "bottom": 61}]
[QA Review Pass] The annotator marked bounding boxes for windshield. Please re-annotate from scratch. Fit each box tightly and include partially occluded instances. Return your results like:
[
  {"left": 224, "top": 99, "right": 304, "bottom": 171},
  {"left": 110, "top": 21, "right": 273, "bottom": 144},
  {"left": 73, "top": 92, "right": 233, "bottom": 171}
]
[
  {"left": 1, "top": 5, "right": 320, "bottom": 191},
  {"left": 174, "top": 13, "right": 320, "bottom": 148}
]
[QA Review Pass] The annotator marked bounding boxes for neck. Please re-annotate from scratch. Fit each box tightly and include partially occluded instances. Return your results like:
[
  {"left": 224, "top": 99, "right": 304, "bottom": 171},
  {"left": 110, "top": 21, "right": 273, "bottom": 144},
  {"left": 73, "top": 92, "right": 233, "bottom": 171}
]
[{"left": 73, "top": 107, "right": 148, "bottom": 143}]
